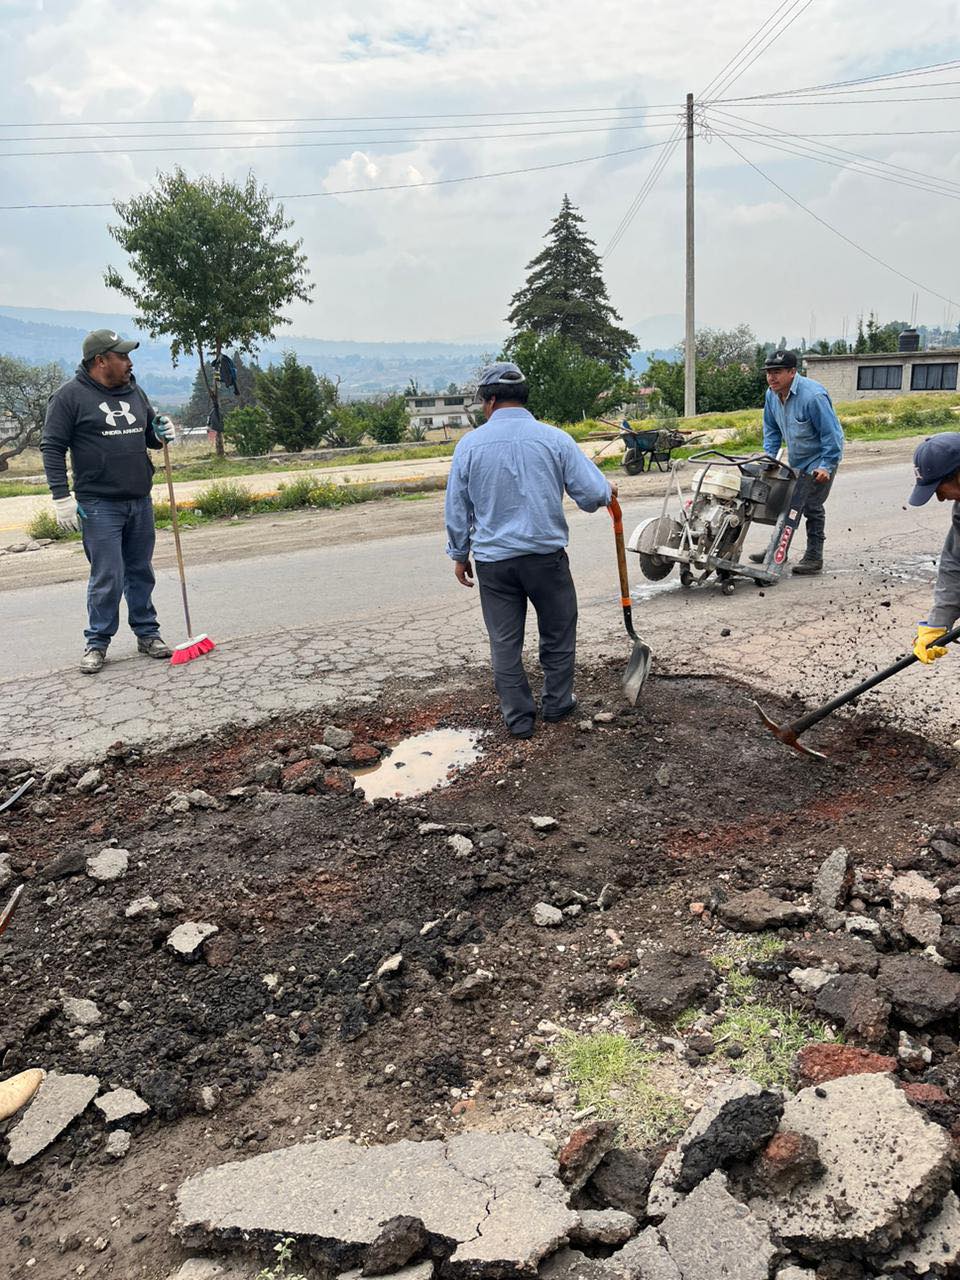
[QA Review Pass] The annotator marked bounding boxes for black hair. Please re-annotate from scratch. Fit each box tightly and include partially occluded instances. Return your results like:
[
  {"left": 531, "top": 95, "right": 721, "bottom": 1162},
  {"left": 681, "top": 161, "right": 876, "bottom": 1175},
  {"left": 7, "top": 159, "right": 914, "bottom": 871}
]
[{"left": 480, "top": 381, "right": 529, "bottom": 406}]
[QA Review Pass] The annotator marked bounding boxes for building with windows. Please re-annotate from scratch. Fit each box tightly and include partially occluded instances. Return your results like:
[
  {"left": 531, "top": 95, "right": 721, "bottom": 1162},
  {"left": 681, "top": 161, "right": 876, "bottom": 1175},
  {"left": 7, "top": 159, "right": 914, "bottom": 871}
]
[
  {"left": 805, "top": 335, "right": 959, "bottom": 402},
  {"left": 405, "top": 391, "right": 474, "bottom": 433}
]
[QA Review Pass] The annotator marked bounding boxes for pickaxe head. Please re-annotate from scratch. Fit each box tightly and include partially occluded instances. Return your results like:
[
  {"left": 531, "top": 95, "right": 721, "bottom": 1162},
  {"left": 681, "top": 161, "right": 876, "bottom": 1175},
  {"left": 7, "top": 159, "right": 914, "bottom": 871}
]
[{"left": 753, "top": 701, "right": 828, "bottom": 761}]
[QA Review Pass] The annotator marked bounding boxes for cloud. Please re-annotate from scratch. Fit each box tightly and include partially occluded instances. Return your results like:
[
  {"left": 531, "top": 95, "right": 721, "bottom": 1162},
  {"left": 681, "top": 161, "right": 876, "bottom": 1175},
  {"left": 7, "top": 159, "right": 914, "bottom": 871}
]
[{"left": 0, "top": 0, "right": 958, "bottom": 342}]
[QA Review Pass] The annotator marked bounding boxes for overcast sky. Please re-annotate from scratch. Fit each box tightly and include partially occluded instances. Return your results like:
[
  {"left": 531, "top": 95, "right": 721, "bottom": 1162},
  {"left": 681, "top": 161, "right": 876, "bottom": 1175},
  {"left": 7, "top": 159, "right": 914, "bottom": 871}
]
[{"left": 1, "top": 0, "right": 958, "bottom": 349}]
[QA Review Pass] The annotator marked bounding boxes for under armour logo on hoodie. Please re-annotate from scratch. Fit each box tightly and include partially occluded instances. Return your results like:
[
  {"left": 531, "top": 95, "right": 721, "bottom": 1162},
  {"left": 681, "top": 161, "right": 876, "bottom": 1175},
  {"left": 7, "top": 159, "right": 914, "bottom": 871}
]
[{"left": 99, "top": 400, "right": 137, "bottom": 428}]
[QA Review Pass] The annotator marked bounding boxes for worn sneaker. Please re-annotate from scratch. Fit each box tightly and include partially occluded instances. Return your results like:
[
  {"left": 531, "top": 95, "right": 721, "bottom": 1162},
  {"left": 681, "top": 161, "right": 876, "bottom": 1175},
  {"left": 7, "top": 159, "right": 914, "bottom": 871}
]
[
  {"left": 137, "top": 636, "right": 172, "bottom": 659},
  {"left": 80, "top": 648, "right": 106, "bottom": 675},
  {"left": 792, "top": 557, "right": 823, "bottom": 576},
  {"left": 543, "top": 696, "right": 578, "bottom": 723}
]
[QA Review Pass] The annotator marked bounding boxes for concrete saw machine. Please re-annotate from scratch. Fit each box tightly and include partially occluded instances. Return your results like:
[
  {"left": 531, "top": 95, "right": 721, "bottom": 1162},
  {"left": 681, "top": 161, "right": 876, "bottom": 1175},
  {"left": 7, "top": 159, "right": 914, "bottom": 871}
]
[{"left": 627, "top": 450, "right": 807, "bottom": 596}]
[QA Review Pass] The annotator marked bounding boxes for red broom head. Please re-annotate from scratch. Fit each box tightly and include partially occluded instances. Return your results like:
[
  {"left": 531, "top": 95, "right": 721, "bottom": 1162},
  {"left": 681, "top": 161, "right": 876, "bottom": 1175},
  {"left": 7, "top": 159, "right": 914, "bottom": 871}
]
[{"left": 170, "top": 634, "right": 216, "bottom": 665}]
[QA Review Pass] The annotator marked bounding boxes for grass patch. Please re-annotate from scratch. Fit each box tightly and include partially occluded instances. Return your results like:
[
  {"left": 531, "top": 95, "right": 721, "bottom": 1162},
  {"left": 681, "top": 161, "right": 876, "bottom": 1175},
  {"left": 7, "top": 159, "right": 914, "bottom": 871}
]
[
  {"left": 711, "top": 1003, "right": 833, "bottom": 1089},
  {"left": 156, "top": 441, "right": 459, "bottom": 485},
  {"left": 192, "top": 480, "right": 256, "bottom": 518},
  {"left": 0, "top": 480, "right": 46, "bottom": 497},
  {"left": 552, "top": 1032, "right": 687, "bottom": 1147},
  {"left": 25, "top": 509, "right": 80, "bottom": 541}
]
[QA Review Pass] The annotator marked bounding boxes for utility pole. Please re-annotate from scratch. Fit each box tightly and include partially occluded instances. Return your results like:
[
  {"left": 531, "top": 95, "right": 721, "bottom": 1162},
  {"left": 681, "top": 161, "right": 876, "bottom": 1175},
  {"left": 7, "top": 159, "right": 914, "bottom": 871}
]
[{"left": 684, "top": 92, "right": 696, "bottom": 420}]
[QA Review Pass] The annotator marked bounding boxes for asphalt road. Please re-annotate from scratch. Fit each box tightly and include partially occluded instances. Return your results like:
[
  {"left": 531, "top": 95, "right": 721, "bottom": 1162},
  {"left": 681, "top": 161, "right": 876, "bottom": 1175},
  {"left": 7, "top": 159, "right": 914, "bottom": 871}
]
[{"left": 2, "top": 459, "right": 948, "bottom": 681}]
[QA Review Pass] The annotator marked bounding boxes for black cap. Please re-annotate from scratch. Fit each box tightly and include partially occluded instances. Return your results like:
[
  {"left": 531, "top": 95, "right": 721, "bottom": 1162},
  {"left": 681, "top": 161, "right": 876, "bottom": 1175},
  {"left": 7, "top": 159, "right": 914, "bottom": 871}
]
[
  {"left": 908, "top": 432, "right": 960, "bottom": 506},
  {"left": 764, "top": 349, "right": 798, "bottom": 370}
]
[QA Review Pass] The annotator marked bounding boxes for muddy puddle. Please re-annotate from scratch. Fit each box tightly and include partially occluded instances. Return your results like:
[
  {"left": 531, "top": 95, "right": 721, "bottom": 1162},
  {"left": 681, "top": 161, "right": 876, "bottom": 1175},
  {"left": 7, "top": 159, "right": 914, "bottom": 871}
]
[{"left": 353, "top": 727, "right": 486, "bottom": 800}]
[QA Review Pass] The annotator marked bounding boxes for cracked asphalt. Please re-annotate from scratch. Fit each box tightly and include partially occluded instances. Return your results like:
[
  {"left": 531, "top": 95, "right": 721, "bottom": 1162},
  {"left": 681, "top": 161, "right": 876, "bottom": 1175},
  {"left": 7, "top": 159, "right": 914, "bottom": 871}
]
[{"left": 2, "top": 453, "right": 958, "bottom": 765}]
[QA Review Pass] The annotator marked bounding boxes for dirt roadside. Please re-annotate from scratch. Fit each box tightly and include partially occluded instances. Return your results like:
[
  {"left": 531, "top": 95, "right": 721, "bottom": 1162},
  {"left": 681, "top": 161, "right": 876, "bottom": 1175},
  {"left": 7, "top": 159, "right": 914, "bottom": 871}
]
[{"left": 0, "top": 436, "right": 922, "bottom": 593}]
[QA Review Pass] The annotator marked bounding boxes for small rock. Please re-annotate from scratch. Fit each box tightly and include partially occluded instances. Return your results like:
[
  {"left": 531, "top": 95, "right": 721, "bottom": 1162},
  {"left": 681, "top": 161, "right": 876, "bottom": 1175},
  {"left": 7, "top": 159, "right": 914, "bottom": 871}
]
[
  {"left": 252, "top": 760, "right": 282, "bottom": 785},
  {"left": 530, "top": 816, "right": 559, "bottom": 831},
  {"left": 597, "top": 884, "right": 620, "bottom": 911},
  {"left": 898, "top": 1030, "right": 932, "bottom": 1072},
  {"left": 78, "top": 1032, "right": 105, "bottom": 1054},
  {"left": 794, "top": 1043, "right": 896, "bottom": 1089},
  {"left": 94, "top": 1088, "right": 150, "bottom": 1125},
  {"left": 593, "top": 711, "right": 616, "bottom": 724},
  {"left": 785, "top": 933, "right": 879, "bottom": 976},
  {"left": 362, "top": 1215, "right": 428, "bottom": 1275},
  {"left": 106, "top": 1129, "right": 131, "bottom": 1159},
  {"left": 789, "top": 967, "right": 833, "bottom": 995},
  {"left": 877, "top": 953, "right": 960, "bottom": 1027},
  {"left": 672, "top": 1079, "right": 784, "bottom": 1194},
  {"left": 62, "top": 997, "right": 101, "bottom": 1027},
  {"left": 125, "top": 895, "right": 159, "bottom": 919},
  {"left": 558, "top": 1121, "right": 618, "bottom": 1190},
  {"left": 197, "top": 1085, "right": 222, "bottom": 1113},
  {"left": 375, "top": 953, "right": 403, "bottom": 979},
  {"left": 447, "top": 834, "right": 474, "bottom": 857},
  {"left": 167, "top": 921, "right": 219, "bottom": 960},
  {"left": 584, "top": 1148, "right": 655, "bottom": 1218},
  {"left": 814, "top": 974, "right": 890, "bottom": 1043},
  {"left": 450, "top": 972, "right": 492, "bottom": 1001},
  {"left": 323, "top": 725, "right": 354, "bottom": 750},
  {"left": 75, "top": 768, "right": 103, "bottom": 793},
  {"left": 655, "top": 765, "right": 671, "bottom": 786},
  {"left": 0, "top": 853, "right": 12, "bottom": 891},
  {"left": 533, "top": 902, "right": 563, "bottom": 928},
  {"left": 309, "top": 744, "right": 338, "bottom": 764},
  {"left": 570, "top": 1209, "right": 637, "bottom": 1246},
  {"left": 890, "top": 871, "right": 940, "bottom": 904},
  {"left": 717, "top": 889, "right": 808, "bottom": 932},
  {"left": 902, "top": 902, "right": 942, "bottom": 946},
  {"left": 86, "top": 847, "right": 129, "bottom": 882},
  {"left": 628, "top": 949, "right": 718, "bottom": 1021},
  {"left": 751, "top": 1131, "right": 824, "bottom": 1196},
  {"left": 844, "top": 914, "right": 884, "bottom": 941},
  {"left": 812, "top": 847, "right": 853, "bottom": 911}
]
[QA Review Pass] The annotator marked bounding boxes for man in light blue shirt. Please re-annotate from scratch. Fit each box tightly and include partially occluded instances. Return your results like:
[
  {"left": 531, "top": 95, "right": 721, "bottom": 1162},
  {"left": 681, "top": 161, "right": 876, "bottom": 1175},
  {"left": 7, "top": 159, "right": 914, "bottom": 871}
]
[
  {"left": 445, "top": 362, "right": 614, "bottom": 738},
  {"left": 751, "top": 349, "right": 844, "bottom": 575}
]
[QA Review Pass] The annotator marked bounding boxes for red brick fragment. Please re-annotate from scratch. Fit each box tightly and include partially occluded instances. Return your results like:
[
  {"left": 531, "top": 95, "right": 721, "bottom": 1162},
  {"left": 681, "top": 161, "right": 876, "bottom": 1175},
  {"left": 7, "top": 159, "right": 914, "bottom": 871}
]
[{"left": 795, "top": 1043, "right": 896, "bottom": 1088}]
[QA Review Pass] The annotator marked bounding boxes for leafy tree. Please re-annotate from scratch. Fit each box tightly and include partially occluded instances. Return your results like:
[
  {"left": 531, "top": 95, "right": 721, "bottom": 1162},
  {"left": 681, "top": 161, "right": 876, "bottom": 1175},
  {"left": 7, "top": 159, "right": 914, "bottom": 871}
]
[
  {"left": 692, "top": 324, "right": 757, "bottom": 366},
  {"left": 0, "top": 357, "right": 65, "bottom": 472},
  {"left": 854, "top": 316, "right": 868, "bottom": 354},
  {"left": 257, "top": 353, "right": 335, "bottom": 452},
  {"left": 325, "top": 405, "right": 368, "bottom": 448},
  {"left": 507, "top": 195, "right": 636, "bottom": 371},
  {"left": 181, "top": 354, "right": 260, "bottom": 432},
  {"left": 105, "top": 168, "right": 312, "bottom": 456},
  {"left": 643, "top": 342, "right": 767, "bottom": 416},
  {"left": 354, "top": 394, "right": 408, "bottom": 445},
  {"left": 222, "top": 405, "right": 275, "bottom": 456},
  {"left": 505, "top": 330, "right": 630, "bottom": 424}
]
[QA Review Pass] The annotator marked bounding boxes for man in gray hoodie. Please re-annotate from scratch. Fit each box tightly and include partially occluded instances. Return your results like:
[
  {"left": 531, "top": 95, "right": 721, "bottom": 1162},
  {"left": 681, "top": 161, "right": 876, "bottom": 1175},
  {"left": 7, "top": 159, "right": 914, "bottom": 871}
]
[{"left": 41, "top": 329, "right": 175, "bottom": 674}]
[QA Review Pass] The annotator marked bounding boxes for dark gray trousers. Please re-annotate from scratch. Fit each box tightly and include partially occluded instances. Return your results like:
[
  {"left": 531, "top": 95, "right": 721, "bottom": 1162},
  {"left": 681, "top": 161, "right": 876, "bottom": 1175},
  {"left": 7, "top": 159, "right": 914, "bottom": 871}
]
[
  {"left": 800, "top": 470, "right": 835, "bottom": 550},
  {"left": 475, "top": 549, "right": 578, "bottom": 732}
]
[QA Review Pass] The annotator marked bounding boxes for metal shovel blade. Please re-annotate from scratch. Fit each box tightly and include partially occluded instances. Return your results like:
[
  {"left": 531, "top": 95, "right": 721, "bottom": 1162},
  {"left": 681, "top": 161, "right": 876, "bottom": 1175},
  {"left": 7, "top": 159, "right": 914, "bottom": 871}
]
[
  {"left": 753, "top": 701, "right": 828, "bottom": 760},
  {"left": 623, "top": 639, "right": 653, "bottom": 705}
]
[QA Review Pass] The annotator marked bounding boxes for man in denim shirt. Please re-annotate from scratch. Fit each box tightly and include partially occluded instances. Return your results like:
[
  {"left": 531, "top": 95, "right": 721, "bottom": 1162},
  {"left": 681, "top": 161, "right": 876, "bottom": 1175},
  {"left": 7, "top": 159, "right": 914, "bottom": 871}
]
[
  {"left": 750, "top": 349, "right": 844, "bottom": 575},
  {"left": 445, "top": 362, "right": 614, "bottom": 738}
]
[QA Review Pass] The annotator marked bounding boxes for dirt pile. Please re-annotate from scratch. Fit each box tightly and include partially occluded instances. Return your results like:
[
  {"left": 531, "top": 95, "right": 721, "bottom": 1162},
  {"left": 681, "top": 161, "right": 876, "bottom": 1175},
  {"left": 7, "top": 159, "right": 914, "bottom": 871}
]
[{"left": 1, "top": 664, "right": 959, "bottom": 1279}]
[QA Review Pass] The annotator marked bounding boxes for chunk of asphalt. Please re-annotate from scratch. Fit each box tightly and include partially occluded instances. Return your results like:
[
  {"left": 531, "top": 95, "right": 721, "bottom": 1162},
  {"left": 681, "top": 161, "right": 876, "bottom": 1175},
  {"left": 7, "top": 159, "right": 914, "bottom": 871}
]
[
  {"left": 5, "top": 1071, "right": 100, "bottom": 1165},
  {"left": 876, "top": 953, "right": 960, "bottom": 1027},
  {"left": 94, "top": 1087, "right": 150, "bottom": 1126},
  {"left": 672, "top": 1079, "right": 784, "bottom": 1194},
  {"left": 645, "top": 1150, "right": 685, "bottom": 1223},
  {"left": 167, "top": 922, "right": 219, "bottom": 960},
  {"left": 604, "top": 1228, "right": 681, "bottom": 1280},
  {"left": 85, "top": 847, "right": 129, "bottom": 882},
  {"left": 582, "top": 1148, "right": 655, "bottom": 1218},
  {"left": 812, "top": 847, "right": 853, "bottom": 912},
  {"left": 880, "top": 1190, "right": 960, "bottom": 1275},
  {"left": 538, "top": 1248, "right": 607, "bottom": 1280},
  {"left": 660, "top": 1173, "right": 780, "bottom": 1280},
  {"left": 569, "top": 1210, "right": 636, "bottom": 1247},
  {"left": 176, "top": 1133, "right": 577, "bottom": 1274},
  {"left": 362, "top": 1216, "right": 429, "bottom": 1276},
  {"left": 748, "top": 1073, "right": 954, "bottom": 1260},
  {"left": 716, "top": 889, "right": 809, "bottom": 932}
]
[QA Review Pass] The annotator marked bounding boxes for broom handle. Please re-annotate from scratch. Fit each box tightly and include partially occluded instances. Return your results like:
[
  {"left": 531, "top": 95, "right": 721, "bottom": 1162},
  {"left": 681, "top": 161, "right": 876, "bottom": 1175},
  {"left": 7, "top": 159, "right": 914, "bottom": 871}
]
[{"left": 162, "top": 441, "right": 193, "bottom": 638}]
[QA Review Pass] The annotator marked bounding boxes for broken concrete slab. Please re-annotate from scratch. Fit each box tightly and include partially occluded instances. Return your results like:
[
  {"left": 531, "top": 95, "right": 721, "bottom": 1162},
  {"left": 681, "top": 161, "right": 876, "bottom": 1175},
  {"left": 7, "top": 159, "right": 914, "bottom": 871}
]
[
  {"left": 628, "top": 949, "right": 718, "bottom": 1021},
  {"left": 788, "top": 967, "right": 833, "bottom": 995},
  {"left": 539, "top": 1247, "right": 606, "bottom": 1280},
  {"left": 94, "top": 1087, "right": 150, "bottom": 1125},
  {"left": 881, "top": 1190, "right": 960, "bottom": 1275},
  {"left": 672, "top": 1079, "right": 783, "bottom": 1194},
  {"left": 902, "top": 902, "right": 942, "bottom": 946},
  {"left": 716, "top": 889, "right": 809, "bottom": 933},
  {"left": 877, "top": 953, "right": 960, "bottom": 1027},
  {"left": 176, "top": 1133, "right": 578, "bottom": 1275},
  {"left": 890, "top": 871, "right": 940, "bottom": 904},
  {"left": 749, "top": 1073, "right": 954, "bottom": 1260},
  {"left": 569, "top": 1210, "right": 636, "bottom": 1247},
  {"left": 645, "top": 1150, "right": 685, "bottom": 1222},
  {"left": 661, "top": 1172, "right": 781, "bottom": 1280},
  {"left": 5, "top": 1071, "right": 99, "bottom": 1165}
]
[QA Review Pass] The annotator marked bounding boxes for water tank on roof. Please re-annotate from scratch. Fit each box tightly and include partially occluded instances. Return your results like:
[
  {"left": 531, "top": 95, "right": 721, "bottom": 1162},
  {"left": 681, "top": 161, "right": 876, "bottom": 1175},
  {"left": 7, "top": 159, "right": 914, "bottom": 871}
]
[{"left": 898, "top": 328, "right": 920, "bottom": 352}]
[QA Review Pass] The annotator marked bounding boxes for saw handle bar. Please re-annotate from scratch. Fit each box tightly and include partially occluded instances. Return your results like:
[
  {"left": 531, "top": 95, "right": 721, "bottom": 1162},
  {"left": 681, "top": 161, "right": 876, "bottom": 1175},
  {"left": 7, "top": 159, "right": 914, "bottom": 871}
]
[{"left": 683, "top": 449, "right": 799, "bottom": 477}]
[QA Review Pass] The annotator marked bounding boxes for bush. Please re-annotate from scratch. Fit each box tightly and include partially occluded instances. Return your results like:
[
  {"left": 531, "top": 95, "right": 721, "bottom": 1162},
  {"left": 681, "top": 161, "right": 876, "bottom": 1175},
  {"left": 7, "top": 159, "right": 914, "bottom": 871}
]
[
  {"left": 324, "top": 406, "right": 368, "bottom": 449},
  {"left": 271, "top": 475, "right": 322, "bottom": 510},
  {"left": 223, "top": 405, "right": 275, "bottom": 456},
  {"left": 27, "top": 508, "right": 73, "bottom": 541},
  {"left": 406, "top": 421, "right": 428, "bottom": 442},
  {"left": 193, "top": 480, "right": 255, "bottom": 517},
  {"left": 364, "top": 395, "right": 408, "bottom": 445}
]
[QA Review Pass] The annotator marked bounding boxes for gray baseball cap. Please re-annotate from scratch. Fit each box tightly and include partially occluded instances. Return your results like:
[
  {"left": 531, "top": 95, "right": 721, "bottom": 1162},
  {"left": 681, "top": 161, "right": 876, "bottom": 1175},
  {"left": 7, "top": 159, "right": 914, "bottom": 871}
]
[
  {"left": 82, "top": 328, "right": 139, "bottom": 361},
  {"left": 909, "top": 432, "right": 960, "bottom": 505},
  {"left": 477, "top": 361, "right": 526, "bottom": 390}
]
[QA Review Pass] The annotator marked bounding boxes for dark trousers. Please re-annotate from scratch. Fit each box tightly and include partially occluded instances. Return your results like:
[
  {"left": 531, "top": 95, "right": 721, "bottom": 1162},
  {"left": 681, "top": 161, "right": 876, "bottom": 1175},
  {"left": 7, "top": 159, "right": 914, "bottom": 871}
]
[
  {"left": 475, "top": 549, "right": 578, "bottom": 732},
  {"left": 79, "top": 496, "right": 160, "bottom": 649},
  {"left": 799, "top": 470, "right": 835, "bottom": 550}
]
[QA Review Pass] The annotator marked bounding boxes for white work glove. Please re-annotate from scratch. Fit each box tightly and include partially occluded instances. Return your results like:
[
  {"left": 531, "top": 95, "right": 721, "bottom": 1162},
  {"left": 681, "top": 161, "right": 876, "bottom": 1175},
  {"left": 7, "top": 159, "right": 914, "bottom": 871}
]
[
  {"left": 152, "top": 415, "right": 175, "bottom": 442},
  {"left": 52, "top": 495, "right": 80, "bottom": 532}
]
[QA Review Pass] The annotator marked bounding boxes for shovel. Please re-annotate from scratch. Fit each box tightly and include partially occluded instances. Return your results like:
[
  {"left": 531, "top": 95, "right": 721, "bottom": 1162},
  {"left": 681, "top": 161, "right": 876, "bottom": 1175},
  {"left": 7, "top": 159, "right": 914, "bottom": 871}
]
[
  {"left": 607, "top": 497, "right": 653, "bottom": 703},
  {"left": 756, "top": 620, "right": 960, "bottom": 759}
]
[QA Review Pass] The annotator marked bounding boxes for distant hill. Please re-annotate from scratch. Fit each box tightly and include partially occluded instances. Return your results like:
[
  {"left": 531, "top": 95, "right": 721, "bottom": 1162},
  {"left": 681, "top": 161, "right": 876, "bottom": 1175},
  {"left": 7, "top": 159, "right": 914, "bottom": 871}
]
[{"left": 0, "top": 304, "right": 678, "bottom": 404}]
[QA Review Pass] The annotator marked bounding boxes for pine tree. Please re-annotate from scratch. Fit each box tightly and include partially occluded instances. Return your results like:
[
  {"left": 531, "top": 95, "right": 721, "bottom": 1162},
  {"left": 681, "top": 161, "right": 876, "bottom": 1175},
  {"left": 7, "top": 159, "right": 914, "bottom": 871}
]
[{"left": 506, "top": 195, "right": 636, "bottom": 371}]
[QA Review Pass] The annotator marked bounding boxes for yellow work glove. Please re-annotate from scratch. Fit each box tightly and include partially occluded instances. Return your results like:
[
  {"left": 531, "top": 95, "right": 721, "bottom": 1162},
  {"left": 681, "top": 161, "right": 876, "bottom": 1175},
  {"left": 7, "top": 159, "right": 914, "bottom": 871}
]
[{"left": 914, "top": 623, "right": 948, "bottom": 664}]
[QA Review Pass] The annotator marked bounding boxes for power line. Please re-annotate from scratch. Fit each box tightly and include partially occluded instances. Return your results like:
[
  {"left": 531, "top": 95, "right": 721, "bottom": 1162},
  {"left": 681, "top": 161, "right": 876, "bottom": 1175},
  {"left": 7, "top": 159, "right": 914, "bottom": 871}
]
[
  {"left": 710, "top": 92, "right": 960, "bottom": 106},
  {"left": 726, "top": 58, "right": 960, "bottom": 101},
  {"left": 709, "top": 0, "right": 814, "bottom": 101},
  {"left": 718, "top": 133, "right": 960, "bottom": 309},
  {"left": 0, "top": 138, "right": 675, "bottom": 212},
  {"left": 699, "top": 0, "right": 799, "bottom": 99}
]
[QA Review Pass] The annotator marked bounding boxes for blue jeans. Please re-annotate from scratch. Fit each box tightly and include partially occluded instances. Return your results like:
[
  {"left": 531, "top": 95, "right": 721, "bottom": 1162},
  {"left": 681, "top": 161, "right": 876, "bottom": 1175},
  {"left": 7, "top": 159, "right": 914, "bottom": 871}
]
[{"left": 79, "top": 496, "right": 160, "bottom": 650}]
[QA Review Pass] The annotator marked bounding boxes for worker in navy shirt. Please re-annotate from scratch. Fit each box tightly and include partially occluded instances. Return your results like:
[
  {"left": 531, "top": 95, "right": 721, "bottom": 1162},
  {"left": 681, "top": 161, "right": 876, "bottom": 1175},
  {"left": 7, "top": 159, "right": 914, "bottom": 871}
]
[
  {"left": 444, "top": 362, "right": 614, "bottom": 738},
  {"left": 750, "top": 349, "right": 844, "bottom": 575}
]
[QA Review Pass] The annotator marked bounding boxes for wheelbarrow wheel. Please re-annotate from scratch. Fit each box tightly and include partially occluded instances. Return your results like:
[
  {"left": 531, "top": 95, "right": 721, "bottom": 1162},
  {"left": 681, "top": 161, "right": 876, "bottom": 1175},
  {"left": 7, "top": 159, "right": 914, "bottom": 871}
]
[
  {"left": 680, "top": 570, "right": 694, "bottom": 588},
  {"left": 721, "top": 579, "right": 736, "bottom": 597},
  {"left": 623, "top": 450, "right": 642, "bottom": 476}
]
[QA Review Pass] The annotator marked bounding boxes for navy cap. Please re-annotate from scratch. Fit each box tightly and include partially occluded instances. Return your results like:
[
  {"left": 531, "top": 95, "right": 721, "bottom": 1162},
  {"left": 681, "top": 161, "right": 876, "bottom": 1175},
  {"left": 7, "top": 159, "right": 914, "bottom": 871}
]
[
  {"left": 908, "top": 432, "right": 960, "bottom": 506},
  {"left": 764, "top": 349, "right": 798, "bottom": 370},
  {"left": 477, "top": 361, "right": 526, "bottom": 390}
]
